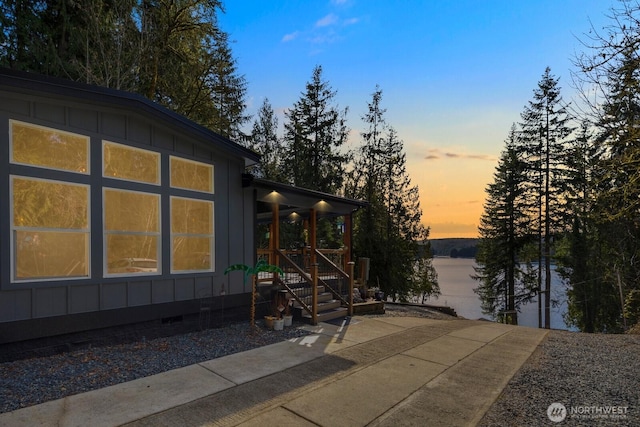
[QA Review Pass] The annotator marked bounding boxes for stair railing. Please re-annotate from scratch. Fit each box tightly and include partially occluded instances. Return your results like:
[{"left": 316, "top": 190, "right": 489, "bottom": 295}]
[
  {"left": 315, "top": 249, "right": 355, "bottom": 316},
  {"left": 274, "top": 248, "right": 316, "bottom": 321}
]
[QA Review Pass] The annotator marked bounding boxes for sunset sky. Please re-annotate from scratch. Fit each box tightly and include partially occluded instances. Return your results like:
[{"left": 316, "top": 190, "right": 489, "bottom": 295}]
[{"left": 219, "top": 0, "right": 614, "bottom": 239}]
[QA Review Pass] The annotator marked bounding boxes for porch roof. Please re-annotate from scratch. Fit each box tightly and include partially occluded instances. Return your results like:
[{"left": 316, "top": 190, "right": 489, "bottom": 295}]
[{"left": 251, "top": 177, "right": 368, "bottom": 221}]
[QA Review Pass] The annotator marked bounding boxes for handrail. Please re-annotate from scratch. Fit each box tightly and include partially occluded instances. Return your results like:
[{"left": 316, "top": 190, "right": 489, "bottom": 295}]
[
  {"left": 274, "top": 276, "right": 313, "bottom": 317},
  {"left": 314, "top": 249, "right": 351, "bottom": 308},
  {"left": 315, "top": 249, "right": 349, "bottom": 279},
  {"left": 274, "top": 248, "right": 314, "bottom": 317}
]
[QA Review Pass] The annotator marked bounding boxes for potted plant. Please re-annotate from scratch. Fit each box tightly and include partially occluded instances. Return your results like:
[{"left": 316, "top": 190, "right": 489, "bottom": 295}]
[
  {"left": 272, "top": 294, "right": 285, "bottom": 330},
  {"left": 273, "top": 314, "right": 284, "bottom": 331},
  {"left": 263, "top": 314, "right": 276, "bottom": 330},
  {"left": 224, "top": 259, "right": 284, "bottom": 332},
  {"left": 283, "top": 298, "right": 294, "bottom": 327}
]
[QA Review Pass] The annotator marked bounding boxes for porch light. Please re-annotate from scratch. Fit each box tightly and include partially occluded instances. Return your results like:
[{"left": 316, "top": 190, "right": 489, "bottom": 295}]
[
  {"left": 264, "top": 190, "right": 282, "bottom": 203},
  {"left": 288, "top": 212, "right": 300, "bottom": 221},
  {"left": 314, "top": 199, "right": 330, "bottom": 211}
]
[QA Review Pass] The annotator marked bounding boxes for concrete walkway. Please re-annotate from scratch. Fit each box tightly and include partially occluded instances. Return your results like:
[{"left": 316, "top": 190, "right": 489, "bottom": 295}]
[{"left": 0, "top": 317, "right": 548, "bottom": 427}]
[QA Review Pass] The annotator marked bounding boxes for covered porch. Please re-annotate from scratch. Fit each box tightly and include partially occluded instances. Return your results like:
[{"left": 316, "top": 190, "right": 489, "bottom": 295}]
[{"left": 250, "top": 178, "right": 378, "bottom": 324}]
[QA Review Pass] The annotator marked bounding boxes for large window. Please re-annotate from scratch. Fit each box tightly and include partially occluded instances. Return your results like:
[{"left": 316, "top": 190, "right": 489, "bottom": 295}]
[
  {"left": 170, "top": 156, "right": 213, "bottom": 193},
  {"left": 103, "top": 141, "right": 160, "bottom": 184},
  {"left": 11, "top": 177, "right": 89, "bottom": 281},
  {"left": 171, "top": 197, "right": 214, "bottom": 272},
  {"left": 8, "top": 119, "right": 218, "bottom": 281},
  {"left": 104, "top": 189, "right": 160, "bottom": 276},
  {"left": 10, "top": 120, "right": 89, "bottom": 174}
]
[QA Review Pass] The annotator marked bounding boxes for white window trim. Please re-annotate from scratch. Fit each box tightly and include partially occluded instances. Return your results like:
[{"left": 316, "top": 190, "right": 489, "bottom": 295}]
[
  {"left": 102, "top": 140, "right": 161, "bottom": 185},
  {"left": 103, "top": 187, "right": 162, "bottom": 278},
  {"left": 169, "top": 156, "right": 214, "bottom": 194},
  {"left": 170, "top": 196, "right": 215, "bottom": 273},
  {"left": 9, "top": 119, "right": 90, "bottom": 175},
  {"left": 10, "top": 175, "right": 91, "bottom": 283}
]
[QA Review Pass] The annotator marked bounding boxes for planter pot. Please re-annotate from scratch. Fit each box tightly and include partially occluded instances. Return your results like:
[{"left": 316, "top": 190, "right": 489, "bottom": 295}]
[
  {"left": 283, "top": 314, "right": 293, "bottom": 327},
  {"left": 273, "top": 318, "right": 284, "bottom": 331},
  {"left": 264, "top": 316, "right": 275, "bottom": 330}
]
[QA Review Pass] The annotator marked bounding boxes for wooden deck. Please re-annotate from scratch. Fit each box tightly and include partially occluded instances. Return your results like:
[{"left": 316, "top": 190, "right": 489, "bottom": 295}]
[{"left": 353, "top": 300, "right": 385, "bottom": 315}]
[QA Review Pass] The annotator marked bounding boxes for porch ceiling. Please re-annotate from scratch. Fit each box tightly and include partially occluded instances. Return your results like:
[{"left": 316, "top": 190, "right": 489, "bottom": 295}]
[{"left": 251, "top": 178, "right": 367, "bottom": 221}]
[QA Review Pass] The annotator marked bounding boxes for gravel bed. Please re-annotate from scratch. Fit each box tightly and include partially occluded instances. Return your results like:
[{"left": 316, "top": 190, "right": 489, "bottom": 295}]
[
  {"left": 0, "top": 320, "right": 310, "bottom": 414},
  {"left": 479, "top": 329, "right": 640, "bottom": 427}
]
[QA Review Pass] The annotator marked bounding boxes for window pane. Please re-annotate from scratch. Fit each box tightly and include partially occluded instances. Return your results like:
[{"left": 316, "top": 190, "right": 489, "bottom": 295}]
[
  {"left": 11, "top": 121, "right": 89, "bottom": 173},
  {"left": 106, "top": 235, "right": 158, "bottom": 274},
  {"left": 172, "top": 236, "right": 212, "bottom": 271},
  {"left": 170, "top": 157, "right": 213, "bottom": 193},
  {"left": 171, "top": 198, "right": 213, "bottom": 234},
  {"left": 15, "top": 231, "right": 88, "bottom": 279},
  {"left": 104, "top": 189, "right": 159, "bottom": 232},
  {"left": 103, "top": 141, "right": 160, "bottom": 184},
  {"left": 13, "top": 177, "right": 88, "bottom": 229}
]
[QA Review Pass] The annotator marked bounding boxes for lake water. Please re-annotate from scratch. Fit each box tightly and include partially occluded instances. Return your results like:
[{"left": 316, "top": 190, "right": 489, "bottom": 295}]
[{"left": 429, "top": 257, "right": 574, "bottom": 330}]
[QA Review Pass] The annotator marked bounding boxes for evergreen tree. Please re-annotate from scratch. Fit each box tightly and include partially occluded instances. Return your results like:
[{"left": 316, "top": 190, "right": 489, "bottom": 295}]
[
  {"left": 573, "top": 2, "right": 640, "bottom": 331},
  {"left": 206, "top": 31, "right": 250, "bottom": 140},
  {"left": 247, "top": 98, "right": 285, "bottom": 181},
  {"left": 348, "top": 87, "right": 436, "bottom": 302},
  {"left": 0, "top": 0, "right": 249, "bottom": 137},
  {"left": 518, "top": 67, "right": 574, "bottom": 328},
  {"left": 555, "top": 121, "right": 608, "bottom": 332},
  {"left": 283, "top": 65, "right": 349, "bottom": 194},
  {"left": 473, "top": 127, "right": 537, "bottom": 324}
]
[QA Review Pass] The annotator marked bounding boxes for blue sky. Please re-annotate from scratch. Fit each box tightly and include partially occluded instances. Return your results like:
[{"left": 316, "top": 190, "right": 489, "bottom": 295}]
[{"left": 218, "top": 0, "right": 615, "bottom": 238}]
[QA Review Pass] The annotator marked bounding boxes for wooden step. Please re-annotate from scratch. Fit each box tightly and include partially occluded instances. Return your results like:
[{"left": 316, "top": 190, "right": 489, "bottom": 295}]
[
  {"left": 279, "top": 285, "right": 325, "bottom": 296},
  {"left": 301, "top": 306, "right": 348, "bottom": 323}
]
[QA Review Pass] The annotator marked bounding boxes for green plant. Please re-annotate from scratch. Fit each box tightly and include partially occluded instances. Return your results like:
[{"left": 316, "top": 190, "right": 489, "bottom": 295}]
[{"left": 224, "top": 259, "right": 283, "bottom": 330}]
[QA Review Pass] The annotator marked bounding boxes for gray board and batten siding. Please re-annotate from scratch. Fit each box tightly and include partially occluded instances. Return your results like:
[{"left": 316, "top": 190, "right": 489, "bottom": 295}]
[{"left": 0, "top": 69, "right": 259, "bottom": 343}]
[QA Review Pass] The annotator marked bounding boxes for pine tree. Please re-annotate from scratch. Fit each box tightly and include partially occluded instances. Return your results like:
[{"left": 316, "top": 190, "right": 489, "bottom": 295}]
[
  {"left": 473, "top": 127, "right": 537, "bottom": 324},
  {"left": 573, "top": 2, "right": 640, "bottom": 331},
  {"left": 518, "top": 67, "right": 574, "bottom": 328},
  {"left": 348, "top": 87, "right": 436, "bottom": 302},
  {"left": 247, "top": 98, "right": 285, "bottom": 181},
  {"left": 283, "top": 65, "right": 349, "bottom": 194},
  {"left": 0, "top": 0, "right": 250, "bottom": 138}
]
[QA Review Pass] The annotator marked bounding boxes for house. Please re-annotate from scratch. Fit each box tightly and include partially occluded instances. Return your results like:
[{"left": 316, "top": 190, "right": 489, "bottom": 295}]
[{"left": 0, "top": 68, "right": 366, "bottom": 344}]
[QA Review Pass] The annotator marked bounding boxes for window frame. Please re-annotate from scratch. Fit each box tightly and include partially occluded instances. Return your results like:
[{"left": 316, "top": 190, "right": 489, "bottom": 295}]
[
  {"left": 170, "top": 195, "right": 215, "bottom": 273},
  {"left": 169, "top": 156, "right": 214, "bottom": 194},
  {"left": 9, "top": 119, "right": 90, "bottom": 175},
  {"left": 10, "top": 175, "right": 91, "bottom": 283},
  {"left": 103, "top": 187, "right": 162, "bottom": 278},
  {"left": 102, "top": 140, "right": 161, "bottom": 185}
]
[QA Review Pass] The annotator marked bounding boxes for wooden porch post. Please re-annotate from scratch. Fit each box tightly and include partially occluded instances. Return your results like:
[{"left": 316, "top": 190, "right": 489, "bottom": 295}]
[
  {"left": 310, "top": 208, "right": 318, "bottom": 324},
  {"left": 343, "top": 213, "right": 352, "bottom": 270},
  {"left": 348, "top": 261, "right": 355, "bottom": 316},
  {"left": 311, "top": 263, "right": 319, "bottom": 325},
  {"left": 309, "top": 208, "right": 317, "bottom": 265},
  {"left": 271, "top": 202, "right": 280, "bottom": 269}
]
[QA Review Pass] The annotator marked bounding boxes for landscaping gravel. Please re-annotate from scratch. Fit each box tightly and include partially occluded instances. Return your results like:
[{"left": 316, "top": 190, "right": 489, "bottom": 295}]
[
  {"left": 0, "top": 320, "right": 310, "bottom": 414},
  {"left": 479, "top": 329, "right": 640, "bottom": 427}
]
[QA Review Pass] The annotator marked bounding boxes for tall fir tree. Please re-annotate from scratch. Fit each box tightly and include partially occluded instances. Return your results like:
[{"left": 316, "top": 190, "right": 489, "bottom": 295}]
[
  {"left": 518, "top": 67, "right": 574, "bottom": 328},
  {"left": 0, "top": 0, "right": 249, "bottom": 138},
  {"left": 573, "top": 2, "right": 640, "bottom": 331},
  {"left": 247, "top": 98, "right": 285, "bottom": 181},
  {"left": 283, "top": 65, "right": 349, "bottom": 194},
  {"left": 348, "top": 87, "right": 437, "bottom": 302},
  {"left": 473, "top": 127, "right": 537, "bottom": 324}
]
